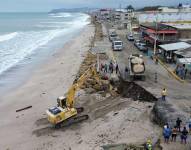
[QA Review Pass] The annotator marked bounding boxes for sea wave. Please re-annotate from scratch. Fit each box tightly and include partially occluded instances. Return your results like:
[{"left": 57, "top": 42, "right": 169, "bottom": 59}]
[
  {"left": 0, "top": 32, "right": 18, "bottom": 42},
  {"left": 0, "top": 29, "right": 66, "bottom": 74},
  {"left": 49, "top": 12, "right": 72, "bottom": 18},
  {"left": 0, "top": 13, "right": 90, "bottom": 75}
]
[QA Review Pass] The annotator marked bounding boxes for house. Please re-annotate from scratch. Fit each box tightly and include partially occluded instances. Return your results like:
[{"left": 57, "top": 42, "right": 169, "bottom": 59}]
[
  {"left": 138, "top": 12, "right": 191, "bottom": 23},
  {"left": 140, "top": 23, "right": 178, "bottom": 45},
  {"left": 98, "top": 9, "right": 112, "bottom": 20},
  {"left": 162, "top": 23, "right": 191, "bottom": 39}
]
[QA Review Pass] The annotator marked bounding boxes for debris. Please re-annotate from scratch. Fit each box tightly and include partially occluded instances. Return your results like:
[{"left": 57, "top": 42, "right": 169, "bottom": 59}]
[
  {"left": 16, "top": 106, "right": 32, "bottom": 112},
  {"left": 113, "top": 112, "right": 118, "bottom": 116}
]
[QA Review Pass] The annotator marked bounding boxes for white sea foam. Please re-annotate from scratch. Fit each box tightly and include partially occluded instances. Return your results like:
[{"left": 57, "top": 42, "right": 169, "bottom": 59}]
[
  {"left": 0, "top": 13, "right": 90, "bottom": 75},
  {"left": 0, "top": 32, "right": 18, "bottom": 42},
  {"left": 50, "top": 12, "right": 72, "bottom": 18}
]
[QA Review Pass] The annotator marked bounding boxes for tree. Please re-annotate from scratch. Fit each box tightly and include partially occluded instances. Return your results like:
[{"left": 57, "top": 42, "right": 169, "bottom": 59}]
[
  {"left": 126, "top": 5, "right": 134, "bottom": 11},
  {"left": 178, "top": 3, "right": 183, "bottom": 8}
]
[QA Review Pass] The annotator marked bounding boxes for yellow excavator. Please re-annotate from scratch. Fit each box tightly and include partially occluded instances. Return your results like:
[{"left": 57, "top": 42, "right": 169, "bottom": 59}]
[{"left": 46, "top": 65, "right": 100, "bottom": 128}]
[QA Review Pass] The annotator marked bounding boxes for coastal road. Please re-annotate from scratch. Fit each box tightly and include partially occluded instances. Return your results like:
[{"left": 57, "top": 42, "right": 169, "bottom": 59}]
[{"left": 103, "top": 22, "right": 191, "bottom": 127}]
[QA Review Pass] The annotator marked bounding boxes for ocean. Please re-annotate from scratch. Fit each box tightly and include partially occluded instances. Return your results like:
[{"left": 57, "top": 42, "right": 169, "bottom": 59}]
[{"left": 0, "top": 12, "right": 90, "bottom": 93}]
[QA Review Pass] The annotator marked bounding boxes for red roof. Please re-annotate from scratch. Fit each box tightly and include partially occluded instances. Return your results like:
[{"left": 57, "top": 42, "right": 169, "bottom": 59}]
[{"left": 146, "top": 29, "right": 178, "bottom": 34}]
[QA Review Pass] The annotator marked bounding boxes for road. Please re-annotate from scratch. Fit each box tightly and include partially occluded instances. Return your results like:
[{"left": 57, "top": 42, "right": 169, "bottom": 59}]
[{"left": 103, "top": 22, "right": 191, "bottom": 127}]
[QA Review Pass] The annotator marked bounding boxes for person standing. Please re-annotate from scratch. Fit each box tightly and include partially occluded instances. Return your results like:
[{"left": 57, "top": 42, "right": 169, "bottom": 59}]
[
  {"left": 146, "top": 139, "right": 152, "bottom": 150},
  {"left": 125, "top": 66, "right": 128, "bottom": 79},
  {"left": 110, "top": 62, "right": 113, "bottom": 73},
  {"left": 171, "top": 126, "right": 178, "bottom": 142},
  {"left": 163, "top": 125, "right": 171, "bottom": 143},
  {"left": 161, "top": 88, "right": 167, "bottom": 101},
  {"left": 100, "top": 63, "right": 104, "bottom": 72},
  {"left": 181, "top": 127, "right": 188, "bottom": 144},
  {"left": 104, "top": 64, "right": 108, "bottom": 73},
  {"left": 188, "top": 116, "right": 191, "bottom": 133},
  {"left": 116, "top": 64, "right": 119, "bottom": 74},
  {"left": 176, "top": 117, "right": 182, "bottom": 132}
]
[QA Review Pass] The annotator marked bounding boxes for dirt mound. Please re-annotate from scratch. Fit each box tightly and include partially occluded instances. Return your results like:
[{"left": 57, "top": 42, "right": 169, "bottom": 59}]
[{"left": 117, "top": 80, "right": 158, "bottom": 102}]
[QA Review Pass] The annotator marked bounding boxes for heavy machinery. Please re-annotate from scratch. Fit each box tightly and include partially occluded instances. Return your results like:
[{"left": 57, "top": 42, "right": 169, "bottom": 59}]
[
  {"left": 46, "top": 65, "right": 100, "bottom": 128},
  {"left": 128, "top": 54, "right": 146, "bottom": 81}
]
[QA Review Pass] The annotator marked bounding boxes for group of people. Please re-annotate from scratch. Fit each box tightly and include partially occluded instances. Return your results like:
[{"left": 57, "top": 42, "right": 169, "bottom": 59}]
[
  {"left": 100, "top": 61, "right": 119, "bottom": 74},
  {"left": 163, "top": 117, "right": 191, "bottom": 144},
  {"left": 175, "top": 64, "right": 188, "bottom": 80}
]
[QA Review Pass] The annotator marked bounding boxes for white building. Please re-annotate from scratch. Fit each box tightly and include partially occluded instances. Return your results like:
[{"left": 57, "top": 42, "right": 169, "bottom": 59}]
[{"left": 138, "top": 12, "right": 191, "bottom": 23}]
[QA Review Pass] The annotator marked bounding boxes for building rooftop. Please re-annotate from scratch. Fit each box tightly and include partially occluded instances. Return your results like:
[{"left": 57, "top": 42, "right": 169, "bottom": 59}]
[
  {"left": 174, "top": 47, "right": 191, "bottom": 58},
  {"left": 159, "top": 42, "right": 191, "bottom": 51},
  {"left": 163, "top": 23, "right": 191, "bottom": 29},
  {"left": 140, "top": 23, "right": 177, "bottom": 31},
  {"left": 178, "top": 58, "right": 191, "bottom": 64}
]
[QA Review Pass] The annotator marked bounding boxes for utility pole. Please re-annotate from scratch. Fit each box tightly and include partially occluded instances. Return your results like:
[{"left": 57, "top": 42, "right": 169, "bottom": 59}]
[{"left": 154, "top": 12, "right": 158, "bottom": 56}]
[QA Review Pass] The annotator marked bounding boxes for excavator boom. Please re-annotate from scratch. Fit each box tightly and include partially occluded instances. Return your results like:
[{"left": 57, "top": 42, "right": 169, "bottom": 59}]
[{"left": 46, "top": 64, "right": 100, "bottom": 127}]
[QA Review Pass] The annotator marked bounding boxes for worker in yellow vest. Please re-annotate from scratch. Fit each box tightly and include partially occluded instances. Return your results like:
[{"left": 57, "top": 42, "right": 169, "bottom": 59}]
[
  {"left": 146, "top": 139, "right": 152, "bottom": 150},
  {"left": 161, "top": 88, "right": 167, "bottom": 101}
]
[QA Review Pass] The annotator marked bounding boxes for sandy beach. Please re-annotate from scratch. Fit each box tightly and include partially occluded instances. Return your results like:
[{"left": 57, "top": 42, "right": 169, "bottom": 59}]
[{"left": 0, "top": 24, "right": 95, "bottom": 150}]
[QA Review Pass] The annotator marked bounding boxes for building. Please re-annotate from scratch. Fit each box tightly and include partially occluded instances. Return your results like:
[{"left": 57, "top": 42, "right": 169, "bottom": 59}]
[
  {"left": 140, "top": 23, "right": 178, "bottom": 45},
  {"left": 158, "top": 7, "right": 179, "bottom": 13},
  {"left": 98, "top": 9, "right": 112, "bottom": 20},
  {"left": 163, "top": 23, "right": 191, "bottom": 39},
  {"left": 138, "top": 12, "right": 191, "bottom": 23}
]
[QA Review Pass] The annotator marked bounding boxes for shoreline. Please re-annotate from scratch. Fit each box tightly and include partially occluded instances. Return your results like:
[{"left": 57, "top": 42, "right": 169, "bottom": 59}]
[
  {"left": 0, "top": 26, "right": 89, "bottom": 98},
  {"left": 0, "top": 23, "right": 95, "bottom": 149}
]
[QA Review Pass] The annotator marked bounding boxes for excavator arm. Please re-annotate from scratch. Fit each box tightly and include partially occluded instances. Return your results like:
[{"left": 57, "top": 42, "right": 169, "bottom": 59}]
[{"left": 66, "top": 65, "right": 100, "bottom": 108}]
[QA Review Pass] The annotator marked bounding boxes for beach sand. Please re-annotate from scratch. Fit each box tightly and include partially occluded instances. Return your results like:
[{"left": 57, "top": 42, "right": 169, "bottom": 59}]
[
  {"left": 0, "top": 22, "right": 161, "bottom": 150},
  {"left": 0, "top": 24, "right": 95, "bottom": 150}
]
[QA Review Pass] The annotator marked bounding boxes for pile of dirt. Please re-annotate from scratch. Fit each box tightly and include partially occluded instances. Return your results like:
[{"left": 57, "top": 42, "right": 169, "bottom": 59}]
[
  {"left": 152, "top": 100, "right": 187, "bottom": 127},
  {"left": 94, "top": 21, "right": 103, "bottom": 41},
  {"left": 77, "top": 51, "right": 97, "bottom": 77},
  {"left": 117, "top": 80, "right": 158, "bottom": 102}
]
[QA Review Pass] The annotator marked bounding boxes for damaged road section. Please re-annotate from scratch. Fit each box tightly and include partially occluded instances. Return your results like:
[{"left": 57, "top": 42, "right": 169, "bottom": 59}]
[{"left": 117, "top": 79, "right": 158, "bottom": 102}]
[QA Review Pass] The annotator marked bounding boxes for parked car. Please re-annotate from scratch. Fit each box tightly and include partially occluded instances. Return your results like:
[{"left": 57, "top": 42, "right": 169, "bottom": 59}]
[
  {"left": 112, "top": 40, "right": 123, "bottom": 51},
  {"left": 109, "top": 32, "right": 118, "bottom": 42},
  {"left": 127, "top": 34, "right": 134, "bottom": 41},
  {"left": 134, "top": 41, "right": 148, "bottom": 52}
]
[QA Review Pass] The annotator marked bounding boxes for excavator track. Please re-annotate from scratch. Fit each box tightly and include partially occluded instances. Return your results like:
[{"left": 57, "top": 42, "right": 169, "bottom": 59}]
[{"left": 55, "top": 107, "right": 89, "bottom": 128}]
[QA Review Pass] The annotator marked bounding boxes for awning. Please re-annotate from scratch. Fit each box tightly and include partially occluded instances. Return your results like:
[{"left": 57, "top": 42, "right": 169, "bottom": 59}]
[
  {"left": 177, "top": 58, "right": 191, "bottom": 65},
  {"left": 146, "top": 29, "right": 178, "bottom": 34},
  {"left": 159, "top": 42, "right": 191, "bottom": 51}
]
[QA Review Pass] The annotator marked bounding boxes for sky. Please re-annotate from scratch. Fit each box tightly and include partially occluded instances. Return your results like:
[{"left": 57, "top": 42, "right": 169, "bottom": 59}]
[{"left": 0, "top": 0, "right": 191, "bottom": 12}]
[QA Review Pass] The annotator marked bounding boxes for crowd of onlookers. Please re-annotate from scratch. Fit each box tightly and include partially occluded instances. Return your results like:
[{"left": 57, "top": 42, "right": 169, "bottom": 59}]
[
  {"left": 100, "top": 61, "right": 119, "bottom": 74},
  {"left": 175, "top": 64, "right": 189, "bottom": 80},
  {"left": 163, "top": 117, "right": 191, "bottom": 144}
]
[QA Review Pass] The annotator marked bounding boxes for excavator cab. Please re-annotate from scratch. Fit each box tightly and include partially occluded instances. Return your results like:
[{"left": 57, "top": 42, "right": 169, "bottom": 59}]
[{"left": 57, "top": 96, "right": 67, "bottom": 108}]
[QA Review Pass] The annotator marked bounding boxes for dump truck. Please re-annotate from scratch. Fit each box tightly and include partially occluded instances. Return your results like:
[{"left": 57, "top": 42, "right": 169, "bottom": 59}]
[{"left": 128, "top": 54, "right": 145, "bottom": 81}]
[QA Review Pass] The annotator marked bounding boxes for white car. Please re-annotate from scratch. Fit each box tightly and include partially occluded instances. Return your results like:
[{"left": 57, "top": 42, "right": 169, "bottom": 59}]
[
  {"left": 109, "top": 32, "right": 117, "bottom": 42},
  {"left": 127, "top": 34, "right": 134, "bottom": 41},
  {"left": 134, "top": 41, "right": 148, "bottom": 52},
  {"left": 112, "top": 40, "right": 123, "bottom": 51}
]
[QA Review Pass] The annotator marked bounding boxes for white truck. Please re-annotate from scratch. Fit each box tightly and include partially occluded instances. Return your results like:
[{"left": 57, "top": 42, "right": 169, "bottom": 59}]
[
  {"left": 128, "top": 54, "right": 145, "bottom": 80},
  {"left": 112, "top": 40, "right": 123, "bottom": 51}
]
